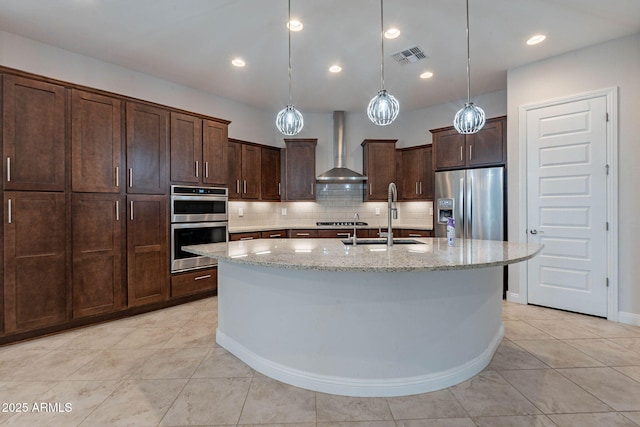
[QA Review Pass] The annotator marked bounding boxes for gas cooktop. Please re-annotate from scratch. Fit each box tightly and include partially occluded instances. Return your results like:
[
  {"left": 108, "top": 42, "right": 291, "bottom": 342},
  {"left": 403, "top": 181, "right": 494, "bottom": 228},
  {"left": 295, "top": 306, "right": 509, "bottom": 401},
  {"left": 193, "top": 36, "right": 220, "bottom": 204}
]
[{"left": 316, "top": 221, "right": 369, "bottom": 227}]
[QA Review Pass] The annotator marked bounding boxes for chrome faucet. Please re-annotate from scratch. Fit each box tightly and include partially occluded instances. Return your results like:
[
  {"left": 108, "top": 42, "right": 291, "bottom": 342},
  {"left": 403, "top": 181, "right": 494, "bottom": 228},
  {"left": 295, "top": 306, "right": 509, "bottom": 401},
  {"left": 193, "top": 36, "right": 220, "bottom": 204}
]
[
  {"left": 387, "top": 182, "right": 398, "bottom": 246},
  {"left": 353, "top": 212, "right": 359, "bottom": 246}
]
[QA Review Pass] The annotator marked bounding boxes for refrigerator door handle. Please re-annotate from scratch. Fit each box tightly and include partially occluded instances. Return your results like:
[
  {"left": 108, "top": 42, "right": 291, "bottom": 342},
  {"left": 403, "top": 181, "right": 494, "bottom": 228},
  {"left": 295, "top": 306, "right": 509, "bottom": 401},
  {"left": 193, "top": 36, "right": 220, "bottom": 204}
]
[
  {"left": 459, "top": 177, "right": 465, "bottom": 239},
  {"left": 467, "top": 173, "right": 473, "bottom": 239}
]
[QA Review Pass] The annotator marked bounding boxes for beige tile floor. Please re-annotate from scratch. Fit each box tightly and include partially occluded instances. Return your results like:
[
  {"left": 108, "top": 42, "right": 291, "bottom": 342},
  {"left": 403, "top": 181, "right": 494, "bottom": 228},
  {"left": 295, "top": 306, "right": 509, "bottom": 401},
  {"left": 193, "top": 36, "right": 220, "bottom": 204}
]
[{"left": 1, "top": 298, "right": 640, "bottom": 426}]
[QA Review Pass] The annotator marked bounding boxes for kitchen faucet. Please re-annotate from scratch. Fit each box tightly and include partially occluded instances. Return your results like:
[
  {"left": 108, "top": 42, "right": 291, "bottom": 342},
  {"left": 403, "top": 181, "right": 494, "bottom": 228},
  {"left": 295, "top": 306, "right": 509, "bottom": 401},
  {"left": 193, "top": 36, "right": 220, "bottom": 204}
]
[
  {"left": 353, "top": 212, "right": 359, "bottom": 246},
  {"left": 387, "top": 182, "right": 398, "bottom": 246}
]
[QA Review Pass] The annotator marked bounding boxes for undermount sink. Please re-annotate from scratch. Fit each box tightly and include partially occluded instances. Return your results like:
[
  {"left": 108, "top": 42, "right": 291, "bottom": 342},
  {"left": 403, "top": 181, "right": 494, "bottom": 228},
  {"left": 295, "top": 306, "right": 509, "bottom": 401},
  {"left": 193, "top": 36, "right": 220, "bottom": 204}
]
[{"left": 342, "top": 238, "right": 422, "bottom": 245}]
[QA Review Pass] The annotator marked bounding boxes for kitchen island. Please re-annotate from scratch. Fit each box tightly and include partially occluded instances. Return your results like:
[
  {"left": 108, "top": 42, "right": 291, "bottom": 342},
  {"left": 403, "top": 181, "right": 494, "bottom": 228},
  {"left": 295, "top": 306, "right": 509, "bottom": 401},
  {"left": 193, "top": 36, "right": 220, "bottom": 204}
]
[{"left": 184, "top": 238, "right": 542, "bottom": 397}]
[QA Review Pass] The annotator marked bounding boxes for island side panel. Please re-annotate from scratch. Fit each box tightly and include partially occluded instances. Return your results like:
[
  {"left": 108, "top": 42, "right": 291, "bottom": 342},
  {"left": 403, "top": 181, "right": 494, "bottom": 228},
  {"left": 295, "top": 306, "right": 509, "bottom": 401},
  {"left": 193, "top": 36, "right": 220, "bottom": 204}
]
[{"left": 216, "top": 259, "right": 504, "bottom": 397}]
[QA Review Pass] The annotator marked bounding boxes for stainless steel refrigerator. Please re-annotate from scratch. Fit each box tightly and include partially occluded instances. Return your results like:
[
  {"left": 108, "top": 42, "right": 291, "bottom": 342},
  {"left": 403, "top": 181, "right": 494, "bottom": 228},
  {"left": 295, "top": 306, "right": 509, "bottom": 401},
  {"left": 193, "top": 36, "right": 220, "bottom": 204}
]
[{"left": 434, "top": 167, "right": 504, "bottom": 241}]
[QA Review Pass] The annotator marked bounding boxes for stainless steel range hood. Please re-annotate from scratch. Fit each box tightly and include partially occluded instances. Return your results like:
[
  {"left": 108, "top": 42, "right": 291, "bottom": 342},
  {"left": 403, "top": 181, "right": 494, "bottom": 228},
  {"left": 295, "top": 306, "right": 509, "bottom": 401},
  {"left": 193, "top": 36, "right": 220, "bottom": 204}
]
[{"left": 316, "top": 111, "right": 368, "bottom": 182}]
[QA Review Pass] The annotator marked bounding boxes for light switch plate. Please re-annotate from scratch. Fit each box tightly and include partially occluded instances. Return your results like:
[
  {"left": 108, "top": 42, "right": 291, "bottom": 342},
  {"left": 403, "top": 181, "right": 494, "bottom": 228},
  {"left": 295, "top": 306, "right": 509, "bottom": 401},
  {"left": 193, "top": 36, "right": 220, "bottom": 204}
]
[
  {"left": 238, "top": 207, "right": 244, "bottom": 217},
  {"left": 429, "top": 207, "right": 433, "bottom": 216},
  {"left": 375, "top": 207, "right": 380, "bottom": 215},
  {"left": 281, "top": 208, "right": 287, "bottom": 216}
]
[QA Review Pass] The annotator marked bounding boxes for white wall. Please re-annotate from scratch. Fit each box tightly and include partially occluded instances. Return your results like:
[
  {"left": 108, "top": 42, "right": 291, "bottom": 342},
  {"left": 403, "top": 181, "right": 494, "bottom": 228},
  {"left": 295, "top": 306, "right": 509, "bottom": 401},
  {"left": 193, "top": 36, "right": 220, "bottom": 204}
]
[{"left": 507, "top": 34, "right": 640, "bottom": 322}]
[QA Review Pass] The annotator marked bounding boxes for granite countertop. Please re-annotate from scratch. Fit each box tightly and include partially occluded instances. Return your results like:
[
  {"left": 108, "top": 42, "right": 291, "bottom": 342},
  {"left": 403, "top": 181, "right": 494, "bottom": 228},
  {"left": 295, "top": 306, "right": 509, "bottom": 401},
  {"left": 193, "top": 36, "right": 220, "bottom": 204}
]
[
  {"left": 184, "top": 238, "right": 543, "bottom": 273},
  {"left": 229, "top": 224, "right": 434, "bottom": 233}
]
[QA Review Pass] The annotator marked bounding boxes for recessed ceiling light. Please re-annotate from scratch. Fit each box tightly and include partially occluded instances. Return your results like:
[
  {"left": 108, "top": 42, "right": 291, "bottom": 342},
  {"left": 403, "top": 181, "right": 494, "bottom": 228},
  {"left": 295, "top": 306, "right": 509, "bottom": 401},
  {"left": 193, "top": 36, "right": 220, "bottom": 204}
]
[
  {"left": 526, "top": 34, "right": 546, "bottom": 45},
  {"left": 287, "top": 19, "right": 303, "bottom": 32},
  {"left": 329, "top": 65, "right": 342, "bottom": 73},
  {"left": 420, "top": 71, "right": 434, "bottom": 79},
  {"left": 384, "top": 27, "right": 400, "bottom": 39},
  {"left": 231, "top": 58, "right": 246, "bottom": 67}
]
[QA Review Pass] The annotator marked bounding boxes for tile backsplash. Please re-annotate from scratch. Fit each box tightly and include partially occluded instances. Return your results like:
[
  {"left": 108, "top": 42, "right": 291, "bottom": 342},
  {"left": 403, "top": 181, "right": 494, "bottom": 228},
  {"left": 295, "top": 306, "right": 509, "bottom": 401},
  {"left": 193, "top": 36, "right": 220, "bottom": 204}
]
[{"left": 229, "top": 183, "right": 433, "bottom": 229}]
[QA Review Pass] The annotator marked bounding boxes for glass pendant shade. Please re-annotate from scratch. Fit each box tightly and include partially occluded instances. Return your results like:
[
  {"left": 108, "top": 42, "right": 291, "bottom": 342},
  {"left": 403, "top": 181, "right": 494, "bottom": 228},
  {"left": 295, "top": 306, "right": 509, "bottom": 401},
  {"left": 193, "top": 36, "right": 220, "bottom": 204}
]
[
  {"left": 276, "top": 104, "right": 304, "bottom": 136},
  {"left": 367, "top": 89, "right": 399, "bottom": 126},
  {"left": 453, "top": 102, "right": 485, "bottom": 134}
]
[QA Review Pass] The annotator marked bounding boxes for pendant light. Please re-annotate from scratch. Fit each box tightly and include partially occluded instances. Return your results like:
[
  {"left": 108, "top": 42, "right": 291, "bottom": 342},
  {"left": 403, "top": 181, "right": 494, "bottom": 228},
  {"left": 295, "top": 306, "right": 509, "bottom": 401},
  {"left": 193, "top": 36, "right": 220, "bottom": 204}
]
[
  {"left": 367, "top": 0, "right": 399, "bottom": 126},
  {"left": 453, "top": 0, "right": 485, "bottom": 134},
  {"left": 276, "top": 0, "right": 304, "bottom": 136}
]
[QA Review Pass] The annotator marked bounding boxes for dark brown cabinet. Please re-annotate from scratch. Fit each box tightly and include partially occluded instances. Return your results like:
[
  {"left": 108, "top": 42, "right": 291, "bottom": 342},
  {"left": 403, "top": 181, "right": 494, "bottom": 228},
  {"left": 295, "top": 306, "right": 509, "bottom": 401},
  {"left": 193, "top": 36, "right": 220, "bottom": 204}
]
[
  {"left": 398, "top": 229, "right": 433, "bottom": 238},
  {"left": 3, "top": 192, "right": 67, "bottom": 333},
  {"left": 432, "top": 116, "right": 506, "bottom": 171},
  {"left": 126, "top": 195, "right": 168, "bottom": 307},
  {"left": 289, "top": 229, "right": 318, "bottom": 238},
  {"left": 71, "top": 90, "right": 122, "bottom": 193},
  {"left": 260, "top": 146, "right": 281, "bottom": 201},
  {"left": 72, "top": 193, "right": 123, "bottom": 318},
  {"left": 126, "top": 102, "right": 168, "bottom": 194},
  {"left": 228, "top": 231, "right": 261, "bottom": 241},
  {"left": 399, "top": 145, "right": 433, "bottom": 200},
  {"left": 261, "top": 230, "right": 287, "bottom": 238},
  {"left": 171, "top": 268, "right": 217, "bottom": 298},
  {"left": 202, "top": 120, "right": 228, "bottom": 186},
  {"left": 362, "top": 139, "right": 397, "bottom": 201},
  {"left": 228, "top": 140, "right": 261, "bottom": 200},
  {"left": 317, "top": 229, "right": 368, "bottom": 239},
  {"left": 3, "top": 75, "right": 66, "bottom": 192},
  {"left": 283, "top": 139, "right": 317, "bottom": 201}
]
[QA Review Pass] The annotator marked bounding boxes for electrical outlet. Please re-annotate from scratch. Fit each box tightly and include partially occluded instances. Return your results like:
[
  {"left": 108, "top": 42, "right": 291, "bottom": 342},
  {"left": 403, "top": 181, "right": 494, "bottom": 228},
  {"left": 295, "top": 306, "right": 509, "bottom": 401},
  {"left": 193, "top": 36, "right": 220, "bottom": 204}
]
[
  {"left": 238, "top": 207, "right": 244, "bottom": 217},
  {"left": 429, "top": 207, "right": 433, "bottom": 216},
  {"left": 281, "top": 208, "right": 287, "bottom": 216},
  {"left": 375, "top": 207, "right": 380, "bottom": 215}
]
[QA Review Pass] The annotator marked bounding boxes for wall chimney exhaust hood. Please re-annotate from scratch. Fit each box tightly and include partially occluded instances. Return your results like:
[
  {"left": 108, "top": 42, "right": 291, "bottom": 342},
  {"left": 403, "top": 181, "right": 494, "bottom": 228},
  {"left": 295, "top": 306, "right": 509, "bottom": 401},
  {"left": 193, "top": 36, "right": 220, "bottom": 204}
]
[{"left": 316, "top": 111, "right": 368, "bottom": 182}]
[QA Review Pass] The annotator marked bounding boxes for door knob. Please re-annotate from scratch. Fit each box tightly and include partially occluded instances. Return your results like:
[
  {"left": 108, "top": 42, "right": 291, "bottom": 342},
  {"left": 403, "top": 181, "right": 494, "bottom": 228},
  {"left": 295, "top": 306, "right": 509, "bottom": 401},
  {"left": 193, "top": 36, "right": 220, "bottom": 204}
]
[{"left": 530, "top": 229, "right": 537, "bottom": 235}]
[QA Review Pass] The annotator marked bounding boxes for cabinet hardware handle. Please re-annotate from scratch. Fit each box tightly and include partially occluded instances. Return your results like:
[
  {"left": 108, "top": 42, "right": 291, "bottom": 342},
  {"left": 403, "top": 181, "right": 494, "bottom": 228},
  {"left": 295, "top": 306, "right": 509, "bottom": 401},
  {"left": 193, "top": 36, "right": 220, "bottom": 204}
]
[
  {"left": 337, "top": 233, "right": 350, "bottom": 237},
  {"left": 195, "top": 274, "right": 211, "bottom": 280},
  {"left": 297, "top": 233, "right": 309, "bottom": 236},
  {"left": 6, "top": 157, "right": 10, "bottom": 182},
  {"left": 278, "top": 183, "right": 281, "bottom": 195},
  {"left": 205, "top": 161, "right": 209, "bottom": 178},
  {"left": 416, "top": 182, "right": 419, "bottom": 195},
  {"left": 419, "top": 182, "right": 422, "bottom": 194},
  {"left": 130, "top": 201, "right": 134, "bottom": 221},
  {"left": 409, "top": 233, "right": 422, "bottom": 237},
  {"left": 460, "top": 146, "right": 463, "bottom": 161},
  {"left": 243, "top": 180, "right": 247, "bottom": 194},
  {"left": 7, "top": 199, "right": 11, "bottom": 224},
  {"left": 115, "top": 200, "right": 120, "bottom": 221},
  {"left": 240, "top": 237, "right": 254, "bottom": 240},
  {"left": 311, "top": 183, "right": 314, "bottom": 195},
  {"left": 115, "top": 166, "right": 119, "bottom": 187},
  {"left": 269, "top": 234, "right": 281, "bottom": 238},
  {"left": 469, "top": 145, "right": 473, "bottom": 160},
  {"left": 128, "top": 168, "right": 133, "bottom": 188},
  {"left": 369, "top": 184, "right": 372, "bottom": 196},
  {"left": 236, "top": 180, "right": 240, "bottom": 194},
  {"left": 195, "top": 161, "right": 199, "bottom": 178}
]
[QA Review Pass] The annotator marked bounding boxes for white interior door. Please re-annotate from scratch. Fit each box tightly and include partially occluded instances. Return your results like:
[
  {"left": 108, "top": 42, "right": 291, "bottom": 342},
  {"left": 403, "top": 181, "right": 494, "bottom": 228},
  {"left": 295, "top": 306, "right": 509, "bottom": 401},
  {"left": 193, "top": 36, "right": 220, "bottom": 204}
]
[{"left": 526, "top": 95, "right": 608, "bottom": 317}]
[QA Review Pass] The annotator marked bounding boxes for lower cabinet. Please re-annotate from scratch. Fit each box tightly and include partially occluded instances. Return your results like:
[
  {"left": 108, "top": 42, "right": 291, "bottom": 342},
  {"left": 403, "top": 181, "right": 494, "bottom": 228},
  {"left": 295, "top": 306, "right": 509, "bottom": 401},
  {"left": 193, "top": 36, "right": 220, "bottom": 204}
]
[
  {"left": 126, "top": 195, "right": 168, "bottom": 307},
  {"left": 72, "top": 193, "right": 123, "bottom": 318},
  {"left": 229, "top": 231, "right": 261, "bottom": 241},
  {"left": 398, "top": 229, "right": 433, "bottom": 238},
  {"left": 317, "top": 229, "right": 369, "bottom": 239},
  {"left": 261, "top": 230, "right": 287, "bottom": 238},
  {"left": 289, "top": 229, "right": 318, "bottom": 238},
  {"left": 171, "top": 268, "right": 217, "bottom": 298},
  {"left": 3, "top": 191, "right": 68, "bottom": 334}
]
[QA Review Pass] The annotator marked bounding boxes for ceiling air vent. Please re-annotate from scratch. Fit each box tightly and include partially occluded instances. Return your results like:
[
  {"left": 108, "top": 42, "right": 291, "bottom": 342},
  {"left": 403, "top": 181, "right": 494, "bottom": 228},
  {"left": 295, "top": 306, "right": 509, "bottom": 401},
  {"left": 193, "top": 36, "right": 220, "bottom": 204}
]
[{"left": 392, "top": 45, "right": 428, "bottom": 65}]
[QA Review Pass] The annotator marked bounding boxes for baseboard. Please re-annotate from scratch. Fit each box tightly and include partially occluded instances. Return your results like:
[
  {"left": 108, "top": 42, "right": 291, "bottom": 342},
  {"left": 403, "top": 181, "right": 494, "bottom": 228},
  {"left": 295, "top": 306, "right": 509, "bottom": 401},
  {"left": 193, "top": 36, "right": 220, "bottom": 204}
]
[
  {"left": 618, "top": 311, "right": 640, "bottom": 327},
  {"left": 506, "top": 292, "right": 522, "bottom": 303}
]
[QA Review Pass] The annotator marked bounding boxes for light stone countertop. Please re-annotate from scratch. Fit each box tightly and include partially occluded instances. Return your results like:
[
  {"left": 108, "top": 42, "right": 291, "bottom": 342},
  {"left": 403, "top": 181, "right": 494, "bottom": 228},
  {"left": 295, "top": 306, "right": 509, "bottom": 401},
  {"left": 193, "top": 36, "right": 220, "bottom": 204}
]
[{"left": 184, "top": 238, "right": 543, "bottom": 273}]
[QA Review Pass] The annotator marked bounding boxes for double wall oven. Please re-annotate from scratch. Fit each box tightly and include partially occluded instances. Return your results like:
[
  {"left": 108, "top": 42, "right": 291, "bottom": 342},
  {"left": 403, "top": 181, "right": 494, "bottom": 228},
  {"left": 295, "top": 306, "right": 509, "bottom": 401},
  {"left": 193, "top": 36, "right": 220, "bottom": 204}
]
[{"left": 170, "top": 185, "right": 228, "bottom": 273}]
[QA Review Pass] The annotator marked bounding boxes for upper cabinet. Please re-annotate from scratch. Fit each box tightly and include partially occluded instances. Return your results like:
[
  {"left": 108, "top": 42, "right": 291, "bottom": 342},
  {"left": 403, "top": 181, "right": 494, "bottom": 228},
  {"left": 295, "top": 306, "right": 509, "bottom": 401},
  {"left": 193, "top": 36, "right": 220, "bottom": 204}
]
[
  {"left": 260, "top": 146, "right": 282, "bottom": 201},
  {"left": 3, "top": 75, "right": 66, "bottom": 192},
  {"left": 399, "top": 144, "right": 433, "bottom": 200},
  {"left": 361, "top": 139, "right": 397, "bottom": 201},
  {"left": 126, "top": 102, "right": 169, "bottom": 194},
  {"left": 71, "top": 90, "right": 122, "bottom": 193},
  {"left": 228, "top": 139, "right": 261, "bottom": 200},
  {"left": 283, "top": 139, "right": 317, "bottom": 201},
  {"left": 170, "top": 112, "right": 229, "bottom": 186},
  {"left": 432, "top": 116, "right": 506, "bottom": 171}
]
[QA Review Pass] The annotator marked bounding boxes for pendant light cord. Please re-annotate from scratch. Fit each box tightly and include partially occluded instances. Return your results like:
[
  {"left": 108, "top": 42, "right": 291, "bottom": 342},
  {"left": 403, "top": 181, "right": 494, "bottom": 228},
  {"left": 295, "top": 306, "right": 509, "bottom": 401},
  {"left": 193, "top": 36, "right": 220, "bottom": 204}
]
[
  {"left": 287, "top": 0, "right": 293, "bottom": 105},
  {"left": 465, "top": 0, "right": 471, "bottom": 103},
  {"left": 379, "top": 0, "right": 385, "bottom": 90}
]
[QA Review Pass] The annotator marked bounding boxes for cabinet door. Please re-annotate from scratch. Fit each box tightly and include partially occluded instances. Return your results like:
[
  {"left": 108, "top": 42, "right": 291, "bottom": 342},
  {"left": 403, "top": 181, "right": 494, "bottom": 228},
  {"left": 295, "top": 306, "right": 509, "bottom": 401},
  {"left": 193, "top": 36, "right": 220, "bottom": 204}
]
[
  {"left": 466, "top": 118, "right": 505, "bottom": 168},
  {"left": 3, "top": 76, "right": 66, "bottom": 192},
  {"left": 400, "top": 149, "right": 422, "bottom": 200},
  {"left": 261, "top": 147, "right": 281, "bottom": 200},
  {"left": 126, "top": 103, "right": 168, "bottom": 194},
  {"left": 422, "top": 145, "right": 434, "bottom": 200},
  {"left": 362, "top": 140, "right": 396, "bottom": 201},
  {"left": 433, "top": 128, "right": 465, "bottom": 171},
  {"left": 71, "top": 90, "right": 122, "bottom": 193},
  {"left": 241, "top": 144, "right": 261, "bottom": 199},
  {"left": 228, "top": 141, "right": 242, "bottom": 199},
  {"left": 284, "top": 140, "right": 316, "bottom": 201},
  {"left": 171, "top": 268, "right": 217, "bottom": 298},
  {"left": 170, "top": 112, "right": 202, "bottom": 184},
  {"left": 202, "top": 120, "right": 228, "bottom": 185},
  {"left": 72, "top": 194, "right": 123, "bottom": 318},
  {"left": 127, "top": 195, "right": 168, "bottom": 307},
  {"left": 4, "top": 192, "right": 67, "bottom": 333}
]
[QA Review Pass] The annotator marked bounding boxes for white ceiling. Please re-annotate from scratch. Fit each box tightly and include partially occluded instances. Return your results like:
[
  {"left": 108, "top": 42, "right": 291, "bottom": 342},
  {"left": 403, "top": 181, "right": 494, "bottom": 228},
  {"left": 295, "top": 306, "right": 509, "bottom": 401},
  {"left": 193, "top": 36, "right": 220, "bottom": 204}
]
[{"left": 0, "top": 0, "right": 638, "bottom": 114}]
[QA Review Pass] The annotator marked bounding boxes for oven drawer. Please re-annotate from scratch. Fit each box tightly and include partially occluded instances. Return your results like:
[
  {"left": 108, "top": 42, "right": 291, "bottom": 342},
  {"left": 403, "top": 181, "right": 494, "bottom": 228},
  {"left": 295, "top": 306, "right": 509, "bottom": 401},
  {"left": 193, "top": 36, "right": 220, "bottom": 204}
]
[{"left": 171, "top": 268, "right": 217, "bottom": 297}]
